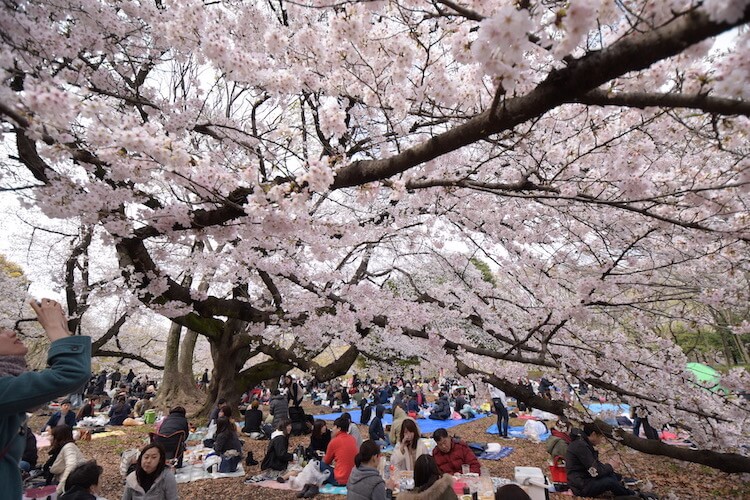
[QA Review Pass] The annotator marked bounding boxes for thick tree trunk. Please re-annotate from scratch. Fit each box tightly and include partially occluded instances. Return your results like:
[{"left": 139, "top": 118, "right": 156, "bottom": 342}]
[
  {"left": 157, "top": 322, "right": 202, "bottom": 410},
  {"left": 196, "top": 319, "right": 250, "bottom": 418},
  {"left": 178, "top": 329, "right": 200, "bottom": 382}
]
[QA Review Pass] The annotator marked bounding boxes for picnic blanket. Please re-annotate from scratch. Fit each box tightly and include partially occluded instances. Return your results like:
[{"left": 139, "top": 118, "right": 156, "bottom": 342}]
[
  {"left": 173, "top": 444, "right": 245, "bottom": 483},
  {"left": 90, "top": 430, "right": 125, "bottom": 440},
  {"left": 174, "top": 462, "right": 245, "bottom": 483},
  {"left": 314, "top": 409, "right": 489, "bottom": 434},
  {"left": 247, "top": 480, "right": 348, "bottom": 495},
  {"left": 320, "top": 484, "right": 348, "bottom": 495},
  {"left": 586, "top": 403, "right": 630, "bottom": 415},
  {"left": 486, "top": 424, "right": 551, "bottom": 442},
  {"left": 478, "top": 446, "right": 514, "bottom": 460}
]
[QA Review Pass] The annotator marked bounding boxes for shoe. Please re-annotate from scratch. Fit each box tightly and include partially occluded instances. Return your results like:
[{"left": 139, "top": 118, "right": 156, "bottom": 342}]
[
  {"left": 297, "top": 485, "right": 311, "bottom": 498},
  {"left": 277, "top": 476, "right": 286, "bottom": 483},
  {"left": 303, "top": 484, "right": 319, "bottom": 498}
]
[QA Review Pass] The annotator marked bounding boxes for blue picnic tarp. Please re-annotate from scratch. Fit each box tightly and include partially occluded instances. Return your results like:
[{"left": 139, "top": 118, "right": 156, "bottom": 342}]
[
  {"left": 313, "top": 409, "right": 489, "bottom": 435},
  {"left": 486, "top": 424, "right": 551, "bottom": 441}
]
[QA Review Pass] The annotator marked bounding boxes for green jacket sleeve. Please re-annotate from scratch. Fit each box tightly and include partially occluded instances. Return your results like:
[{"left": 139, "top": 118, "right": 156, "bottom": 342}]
[{"left": 0, "top": 336, "right": 91, "bottom": 415}]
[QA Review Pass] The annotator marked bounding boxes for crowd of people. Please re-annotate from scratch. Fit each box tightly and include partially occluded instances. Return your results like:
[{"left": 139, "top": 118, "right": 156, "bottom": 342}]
[{"left": 0, "top": 298, "right": 658, "bottom": 500}]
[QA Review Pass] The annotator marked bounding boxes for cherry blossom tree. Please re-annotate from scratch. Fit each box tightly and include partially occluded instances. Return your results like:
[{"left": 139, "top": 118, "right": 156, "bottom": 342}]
[{"left": 1, "top": 0, "right": 749, "bottom": 471}]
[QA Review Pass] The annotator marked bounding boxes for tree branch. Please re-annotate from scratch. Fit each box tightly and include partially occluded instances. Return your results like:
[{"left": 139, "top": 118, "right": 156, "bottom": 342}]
[{"left": 575, "top": 89, "right": 750, "bottom": 116}]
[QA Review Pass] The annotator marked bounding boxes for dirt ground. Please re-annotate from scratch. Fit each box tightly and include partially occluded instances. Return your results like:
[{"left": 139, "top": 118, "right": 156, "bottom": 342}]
[{"left": 27, "top": 403, "right": 749, "bottom": 500}]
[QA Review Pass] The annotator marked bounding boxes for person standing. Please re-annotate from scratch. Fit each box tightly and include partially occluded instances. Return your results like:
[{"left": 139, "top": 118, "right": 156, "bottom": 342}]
[
  {"left": 125, "top": 368, "right": 136, "bottom": 384},
  {"left": 0, "top": 298, "right": 91, "bottom": 499},
  {"left": 201, "top": 369, "right": 209, "bottom": 391},
  {"left": 488, "top": 384, "right": 509, "bottom": 439},
  {"left": 285, "top": 375, "right": 303, "bottom": 407},
  {"left": 110, "top": 369, "right": 121, "bottom": 390}
]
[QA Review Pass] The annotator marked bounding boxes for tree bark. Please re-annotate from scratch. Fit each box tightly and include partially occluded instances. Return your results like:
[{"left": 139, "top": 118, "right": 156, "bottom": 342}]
[
  {"left": 157, "top": 322, "right": 202, "bottom": 409},
  {"left": 178, "top": 329, "right": 200, "bottom": 384}
]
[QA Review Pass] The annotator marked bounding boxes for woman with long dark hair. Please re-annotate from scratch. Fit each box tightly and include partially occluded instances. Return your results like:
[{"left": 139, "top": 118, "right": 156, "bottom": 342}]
[
  {"left": 390, "top": 419, "right": 428, "bottom": 471},
  {"left": 122, "top": 443, "right": 178, "bottom": 499},
  {"left": 397, "top": 454, "right": 458, "bottom": 500},
  {"left": 346, "top": 440, "right": 385, "bottom": 500},
  {"left": 213, "top": 416, "right": 243, "bottom": 472},
  {"left": 307, "top": 419, "right": 332, "bottom": 458},
  {"left": 260, "top": 419, "right": 294, "bottom": 480},
  {"left": 48, "top": 425, "right": 85, "bottom": 494}
]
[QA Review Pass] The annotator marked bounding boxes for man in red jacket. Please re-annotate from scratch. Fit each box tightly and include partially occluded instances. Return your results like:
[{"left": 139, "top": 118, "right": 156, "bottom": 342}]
[
  {"left": 432, "top": 428, "right": 480, "bottom": 474},
  {"left": 320, "top": 417, "right": 358, "bottom": 485}
]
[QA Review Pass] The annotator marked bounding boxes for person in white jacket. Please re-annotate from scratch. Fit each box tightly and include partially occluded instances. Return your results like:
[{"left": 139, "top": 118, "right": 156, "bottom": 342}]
[
  {"left": 49, "top": 425, "right": 86, "bottom": 494},
  {"left": 390, "top": 419, "right": 429, "bottom": 472}
]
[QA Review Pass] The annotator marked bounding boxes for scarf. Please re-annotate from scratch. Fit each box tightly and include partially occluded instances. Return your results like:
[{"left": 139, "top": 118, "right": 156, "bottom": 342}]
[{"left": 0, "top": 355, "right": 28, "bottom": 378}]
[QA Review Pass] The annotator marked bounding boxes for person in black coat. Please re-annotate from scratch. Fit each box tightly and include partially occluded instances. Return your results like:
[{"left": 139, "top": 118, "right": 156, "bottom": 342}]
[
  {"left": 107, "top": 395, "right": 131, "bottom": 426},
  {"left": 261, "top": 419, "right": 294, "bottom": 473},
  {"left": 368, "top": 404, "right": 389, "bottom": 446},
  {"left": 76, "top": 396, "right": 99, "bottom": 422},
  {"left": 242, "top": 399, "right": 264, "bottom": 437},
  {"left": 20, "top": 425, "right": 37, "bottom": 471},
  {"left": 429, "top": 394, "right": 451, "bottom": 420},
  {"left": 565, "top": 423, "right": 637, "bottom": 498},
  {"left": 359, "top": 399, "right": 372, "bottom": 425},
  {"left": 155, "top": 406, "right": 190, "bottom": 468},
  {"left": 307, "top": 419, "right": 331, "bottom": 459},
  {"left": 58, "top": 460, "right": 104, "bottom": 500}
]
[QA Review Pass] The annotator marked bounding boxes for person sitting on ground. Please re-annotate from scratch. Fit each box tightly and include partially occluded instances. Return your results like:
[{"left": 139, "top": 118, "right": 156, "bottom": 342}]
[
  {"left": 133, "top": 394, "right": 153, "bottom": 418},
  {"left": 319, "top": 416, "right": 358, "bottom": 486},
  {"left": 260, "top": 419, "right": 294, "bottom": 480},
  {"left": 76, "top": 396, "right": 100, "bottom": 422},
  {"left": 389, "top": 405, "right": 415, "bottom": 445},
  {"left": 19, "top": 424, "right": 38, "bottom": 474},
  {"left": 242, "top": 399, "right": 264, "bottom": 439},
  {"left": 391, "top": 419, "right": 429, "bottom": 471},
  {"left": 48, "top": 425, "right": 86, "bottom": 494},
  {"left": 209, "top": 398, "right": 226, "bottom": 424},
  {"left": 341, "top": 412, "right": 363, "bottom": 450},
  {"left": 346, "top": 440, "right": 387, "bottom": 500},
  {"left": 122, "top": 443, "right": 178, "bottom": 500},
  {"left": 565, "top": 422, "right": 637, "bottom": 498},
  {"left": 307, "top": 419, "right": 332, "bottom": 458},
  {"left": 453, "top": 391, "right": 467, "bottom": 416},
  {"left": 108, "top": 395, "right": 132, "bottom": 426},
  {"left": 397, "top": 454, "right": 458, "bottom": 500},
  {"left": 429, "top": 393, "right": 451, "bottom": 421},
  {"left": 154, "top": 406, "right": 189, "bottom": 468},
  {"left": 44, "top": 399, "right": 77, "bottom": 432},
  {"left": 431, "top": 428, "right": 480, "bottom": 475},
  {"left": 59, "top": 460, "right": 104, "bottom": 500},
  {"left": 214, "top": 416, "right": 243, "bottom": 472},
  {"left": 546, "top": 419, "right": 572, "bottom": 459},
  {"left": 406, "top": 395, "right": 420, "bottom": 416},
  {"left": 368, "top": 404, "right": 389, "bottom": 447},
  {"left": 494, "top": 484, "right": 531, "bottom": 500}
]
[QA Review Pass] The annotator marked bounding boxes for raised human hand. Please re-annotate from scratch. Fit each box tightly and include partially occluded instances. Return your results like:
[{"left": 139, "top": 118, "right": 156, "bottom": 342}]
[{"left": 30, "top": 299, "right": 71, "bottom": 342}]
